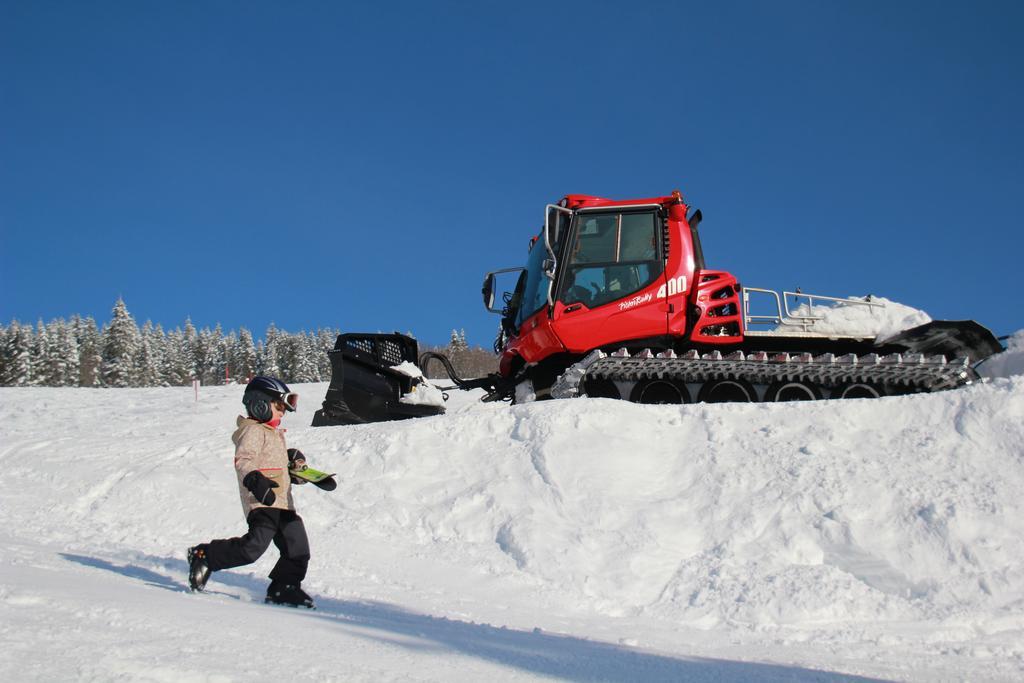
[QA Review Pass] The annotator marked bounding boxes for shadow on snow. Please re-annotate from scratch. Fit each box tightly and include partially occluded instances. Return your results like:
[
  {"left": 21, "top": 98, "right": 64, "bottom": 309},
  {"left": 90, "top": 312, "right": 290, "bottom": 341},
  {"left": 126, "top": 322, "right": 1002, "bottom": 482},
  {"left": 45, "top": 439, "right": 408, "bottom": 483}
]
[{"left": 61, "top": 551, "right": 890, "bottom": 683}]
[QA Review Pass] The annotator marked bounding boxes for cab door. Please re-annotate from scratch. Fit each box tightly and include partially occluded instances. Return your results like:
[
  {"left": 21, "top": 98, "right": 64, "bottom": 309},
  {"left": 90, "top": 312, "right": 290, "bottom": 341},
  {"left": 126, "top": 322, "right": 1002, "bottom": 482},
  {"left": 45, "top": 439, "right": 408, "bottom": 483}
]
[{"left": 552, "top": 209, "right": 669, "bottom": 353}]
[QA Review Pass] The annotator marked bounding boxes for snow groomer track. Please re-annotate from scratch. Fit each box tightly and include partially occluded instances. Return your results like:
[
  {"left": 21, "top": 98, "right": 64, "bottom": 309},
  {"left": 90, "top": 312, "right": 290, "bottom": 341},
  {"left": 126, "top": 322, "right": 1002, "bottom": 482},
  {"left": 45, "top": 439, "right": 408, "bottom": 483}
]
[{"left": 562, "top": 348, "right": 977, "bottom": 402}]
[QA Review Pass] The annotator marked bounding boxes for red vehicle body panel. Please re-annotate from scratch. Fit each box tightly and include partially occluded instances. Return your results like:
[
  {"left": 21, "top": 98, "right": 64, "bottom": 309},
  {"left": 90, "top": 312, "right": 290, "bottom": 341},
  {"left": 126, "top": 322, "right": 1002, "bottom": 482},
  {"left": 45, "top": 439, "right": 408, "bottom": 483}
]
[
  {"left": 552, "top": 295, "right": 667, "bottom": 353},
  {"left": 499, "top": 307, "right": 564, "bottom": 375}
]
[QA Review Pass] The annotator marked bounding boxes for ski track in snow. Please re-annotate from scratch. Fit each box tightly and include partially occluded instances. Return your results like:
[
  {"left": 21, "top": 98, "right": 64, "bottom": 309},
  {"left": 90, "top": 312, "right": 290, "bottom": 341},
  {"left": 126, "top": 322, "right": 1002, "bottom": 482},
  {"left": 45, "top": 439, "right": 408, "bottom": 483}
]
[{"left": 2, "top": 349, "right": 1024, "bottom": 681}]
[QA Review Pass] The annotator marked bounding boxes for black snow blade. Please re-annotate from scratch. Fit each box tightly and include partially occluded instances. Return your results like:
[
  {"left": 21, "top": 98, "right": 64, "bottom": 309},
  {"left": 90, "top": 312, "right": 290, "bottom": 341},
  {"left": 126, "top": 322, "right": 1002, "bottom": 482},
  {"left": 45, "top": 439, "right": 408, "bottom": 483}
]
[
  {"left": 880, "top": 320, "right": 1003, "bottom": 364},
  {"left": 311, "top": 333, "right": 445, "bottom": 427}
]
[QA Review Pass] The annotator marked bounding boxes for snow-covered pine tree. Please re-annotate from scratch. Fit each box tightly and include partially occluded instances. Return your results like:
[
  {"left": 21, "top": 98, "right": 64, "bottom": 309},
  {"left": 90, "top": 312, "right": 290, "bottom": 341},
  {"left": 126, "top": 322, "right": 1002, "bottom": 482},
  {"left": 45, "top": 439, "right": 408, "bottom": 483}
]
[
  {"left": 193, "top": 326, "right": 216, "bottom": 385},
  {"left": 40, "top": 319, "right": 62, "bottom": 386},
  {"left": 233, "top": 327, "right": 257, "bottom": 382},
  {"left": 30, "top": 319, "right": 48, "bottom": 386},
  {"left": 0, "top": 321, "right": 33, "bottom": 386},
  {"left": 100, "top": 298, "right": 140, "bottom": 388},
  {"left": 73, "top": 316, "right": 103, "bottom": 387},
  {"left": 307, "top": 333, "right": 323, "bottom": 382},
  {"left": 288, "top": 332, "right": 319, "bottom": 383},
  {"left": 164, "top": 328, "right": 190, "bottom": 385},
  {"left": 194, "top": 325, "right": 212, "bottom": 385},
  {"left": 149, "top": 323, "right": 170, "bottom": 387},
  {"left": 255, "top": 339, "right": 266, "bottom": 376},
  {"left": 136, "top": 321, "right": 162, "bottom": 387},
  {"left": 181, "top": 318, "right": 198, "bottom": 383},
  {"left": 447, "top": 329, "right": 469, "bottom": 354},
  {"left": 55, "top": 320, "right": 80, "bottom": 386},
  {"left": 275, "top": 333, "right": 297, "bottom": 381},
  {"left": 221, "top": 329, "right": 237, "bottom": 383},
  {"left": 210, "top": 324, "right": 228, "bottom": 384},
  {"left": 40, "top": 319, "right": 75, "bottom": 386},
  {"left": 316, "top": 328, "right": 336, "bottom": 380},
  {"left": 260, "top": 323, "right": 282, "bottom": 377},
  {"left": 0, "top": 325, "right": 8, "bottom": 383},
  {"left": 446, "top": 327, "right": 471, "bottom": 375}
]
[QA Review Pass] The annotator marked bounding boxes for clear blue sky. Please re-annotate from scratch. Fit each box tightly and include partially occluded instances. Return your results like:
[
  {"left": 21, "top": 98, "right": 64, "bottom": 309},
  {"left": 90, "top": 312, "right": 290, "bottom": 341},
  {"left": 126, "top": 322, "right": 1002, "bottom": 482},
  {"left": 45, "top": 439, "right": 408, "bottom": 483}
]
[{"left": 3, "top": 1, "right": 1022, "bottom": 348}]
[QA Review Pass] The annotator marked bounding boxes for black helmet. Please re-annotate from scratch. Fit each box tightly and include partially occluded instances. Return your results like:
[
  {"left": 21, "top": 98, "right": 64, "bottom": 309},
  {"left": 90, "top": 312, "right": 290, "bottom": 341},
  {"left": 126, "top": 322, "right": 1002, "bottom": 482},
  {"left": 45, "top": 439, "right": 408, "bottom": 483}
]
[{"left": 243, "top": 376, "right": 298, "bottom": 422}]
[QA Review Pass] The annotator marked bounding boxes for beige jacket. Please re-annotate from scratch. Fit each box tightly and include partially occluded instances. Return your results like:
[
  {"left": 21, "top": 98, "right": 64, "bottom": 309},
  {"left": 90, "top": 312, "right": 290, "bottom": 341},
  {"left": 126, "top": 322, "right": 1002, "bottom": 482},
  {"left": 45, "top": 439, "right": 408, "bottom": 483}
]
[{"left": 232, "top": 416, "right": 295, "bottom": 517}]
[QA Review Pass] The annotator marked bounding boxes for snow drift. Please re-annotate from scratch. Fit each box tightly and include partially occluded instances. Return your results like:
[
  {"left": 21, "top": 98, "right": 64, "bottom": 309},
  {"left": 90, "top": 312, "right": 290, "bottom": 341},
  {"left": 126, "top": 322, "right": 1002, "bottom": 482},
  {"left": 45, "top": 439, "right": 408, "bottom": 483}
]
[
  {"left": 1, "top": 340, "right": 1023, "bottom": 681},
  {"left": 978, "top": 330, "right": 1024, "bottom": 379},
  {"left": 777, "top": 295, "right": 932, "bottom": 342}
]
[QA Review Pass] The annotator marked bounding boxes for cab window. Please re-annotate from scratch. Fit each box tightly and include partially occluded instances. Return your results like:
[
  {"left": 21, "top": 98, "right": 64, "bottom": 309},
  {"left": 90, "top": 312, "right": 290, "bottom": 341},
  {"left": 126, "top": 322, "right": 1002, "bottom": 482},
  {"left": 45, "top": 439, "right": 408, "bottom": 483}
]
[
  {"left": 516, "top": 236, "right": 551, "bottom": 328},
  {"left": 560, "top": 211, "right": 662, "bottom": 310}
]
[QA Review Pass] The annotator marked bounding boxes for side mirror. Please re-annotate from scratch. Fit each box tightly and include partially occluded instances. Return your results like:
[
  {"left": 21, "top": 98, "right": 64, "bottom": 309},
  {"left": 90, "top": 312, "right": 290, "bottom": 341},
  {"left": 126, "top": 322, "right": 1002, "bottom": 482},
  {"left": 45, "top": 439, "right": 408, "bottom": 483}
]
[
  {"left": 482, "top": 273, "right": 496, "bottom": 311},
  {"left": 481, "top": 268, "right": 524, "bottom": 313}
]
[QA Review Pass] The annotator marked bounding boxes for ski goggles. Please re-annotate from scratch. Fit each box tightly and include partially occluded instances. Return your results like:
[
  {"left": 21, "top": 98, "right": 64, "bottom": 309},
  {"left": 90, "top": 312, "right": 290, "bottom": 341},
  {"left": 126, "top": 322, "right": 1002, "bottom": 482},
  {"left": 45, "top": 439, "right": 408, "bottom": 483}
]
[{"left": 274, "top": 392, "right": 299, "bottom": 412}]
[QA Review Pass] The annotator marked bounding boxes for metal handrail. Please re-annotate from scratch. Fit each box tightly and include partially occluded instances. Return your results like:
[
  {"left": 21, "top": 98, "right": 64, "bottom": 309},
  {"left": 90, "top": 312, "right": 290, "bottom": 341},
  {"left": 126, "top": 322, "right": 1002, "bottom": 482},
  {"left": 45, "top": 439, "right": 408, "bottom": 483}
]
[
  {"left": 543, "top": 204, "right": 573, "bottom": 308},
  {"left": 742, "top": 287, "right": 885, "bottom": 332}
]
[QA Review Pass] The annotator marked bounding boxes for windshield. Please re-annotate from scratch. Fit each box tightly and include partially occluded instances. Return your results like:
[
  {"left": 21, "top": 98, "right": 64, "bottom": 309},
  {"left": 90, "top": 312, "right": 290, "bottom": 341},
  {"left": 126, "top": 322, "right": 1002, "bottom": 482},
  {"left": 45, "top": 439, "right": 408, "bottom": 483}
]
[{"left": 516, "top": 236, "right": 550, "bottom": 328}]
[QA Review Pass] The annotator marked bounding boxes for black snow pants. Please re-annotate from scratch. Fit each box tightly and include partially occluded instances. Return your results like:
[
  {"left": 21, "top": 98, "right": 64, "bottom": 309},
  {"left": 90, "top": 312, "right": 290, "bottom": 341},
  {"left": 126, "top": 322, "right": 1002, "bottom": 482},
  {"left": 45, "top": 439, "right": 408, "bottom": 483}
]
[{"left": 204, "top": 508, "right": 310, "bottom": 585}]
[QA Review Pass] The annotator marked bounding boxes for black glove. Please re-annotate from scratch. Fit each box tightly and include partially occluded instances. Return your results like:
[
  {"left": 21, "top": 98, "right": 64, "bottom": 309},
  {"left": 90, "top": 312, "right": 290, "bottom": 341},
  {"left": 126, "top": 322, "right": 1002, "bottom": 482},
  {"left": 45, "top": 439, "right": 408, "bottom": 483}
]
[{"left": 242, "top": 470, "right": 279, "bottom": 505}]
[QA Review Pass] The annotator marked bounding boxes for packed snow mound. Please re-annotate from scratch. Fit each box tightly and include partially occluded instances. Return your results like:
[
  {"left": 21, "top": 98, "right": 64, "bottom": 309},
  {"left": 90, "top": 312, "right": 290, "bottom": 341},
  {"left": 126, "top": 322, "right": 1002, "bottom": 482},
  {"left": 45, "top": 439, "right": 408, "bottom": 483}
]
[
  {"left": 311, "top": 383, "right": 1024, "bottom": 630},
  {"left": 778, "top": 295, "right": 931, "bottom": 341},
  {"left": 977, "top": 329, "right": 1024, "bottom": 379},
  {"left": 2, "top": 379, "right": 1024, "bottom": 680}
]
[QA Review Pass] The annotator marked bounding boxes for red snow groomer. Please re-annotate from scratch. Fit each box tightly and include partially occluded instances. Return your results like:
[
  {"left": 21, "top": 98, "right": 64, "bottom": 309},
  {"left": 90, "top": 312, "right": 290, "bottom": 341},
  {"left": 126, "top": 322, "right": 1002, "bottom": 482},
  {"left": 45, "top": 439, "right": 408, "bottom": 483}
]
[{"left": 313, "top": 191, "right": 1002, "bottom": 425}]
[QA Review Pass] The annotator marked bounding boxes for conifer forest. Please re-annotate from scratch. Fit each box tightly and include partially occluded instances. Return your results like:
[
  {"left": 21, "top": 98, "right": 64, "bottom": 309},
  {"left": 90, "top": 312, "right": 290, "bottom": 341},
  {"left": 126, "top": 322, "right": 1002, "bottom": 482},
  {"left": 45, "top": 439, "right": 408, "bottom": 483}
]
[{"left": 0, "top": 299, "right": 494, "bottom": 387}]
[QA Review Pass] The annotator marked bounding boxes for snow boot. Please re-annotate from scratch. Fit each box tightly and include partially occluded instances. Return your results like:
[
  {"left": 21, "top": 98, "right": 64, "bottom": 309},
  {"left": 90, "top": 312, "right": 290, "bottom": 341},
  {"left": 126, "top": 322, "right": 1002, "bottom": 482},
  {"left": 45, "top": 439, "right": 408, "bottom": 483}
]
[
  {"left": 265, "top": 581, "right": 315, "bottom": 609},
  {"left": 187, "top": 546, "right": 211, "bottom": 592}
]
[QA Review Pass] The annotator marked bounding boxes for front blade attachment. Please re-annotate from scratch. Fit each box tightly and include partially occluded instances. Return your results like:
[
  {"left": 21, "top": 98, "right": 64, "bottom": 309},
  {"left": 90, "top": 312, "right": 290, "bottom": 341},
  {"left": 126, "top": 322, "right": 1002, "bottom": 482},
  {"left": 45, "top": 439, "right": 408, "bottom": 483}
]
[
  {"left": 312, "top": 333, "right": 445, "bottom": 426},
  {"left": 880, "top": 320, "right": 1002, "bottom": 365}
]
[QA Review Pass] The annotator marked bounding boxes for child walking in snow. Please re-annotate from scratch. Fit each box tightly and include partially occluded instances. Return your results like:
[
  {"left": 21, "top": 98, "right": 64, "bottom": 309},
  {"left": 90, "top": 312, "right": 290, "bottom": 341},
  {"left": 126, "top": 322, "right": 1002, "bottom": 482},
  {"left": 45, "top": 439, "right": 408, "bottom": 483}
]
[{"left": 188, "top": 376, "right": 321, "bottom": 608}]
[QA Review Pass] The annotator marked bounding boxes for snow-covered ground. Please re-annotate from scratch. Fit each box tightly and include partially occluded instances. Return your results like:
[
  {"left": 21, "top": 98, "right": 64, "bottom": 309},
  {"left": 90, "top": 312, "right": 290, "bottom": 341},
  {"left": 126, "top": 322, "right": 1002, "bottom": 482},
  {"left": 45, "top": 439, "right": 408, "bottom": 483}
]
[{"left": 2, "top": 339, "right": 1024, "bottom": 681}]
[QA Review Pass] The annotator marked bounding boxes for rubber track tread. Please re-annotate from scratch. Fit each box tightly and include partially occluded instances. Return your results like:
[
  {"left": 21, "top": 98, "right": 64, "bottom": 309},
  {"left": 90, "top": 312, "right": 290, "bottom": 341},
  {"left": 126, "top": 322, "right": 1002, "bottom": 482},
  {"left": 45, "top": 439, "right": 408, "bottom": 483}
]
[{"left": 585, "top": 353, "right": 975, "bottom": 394}]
